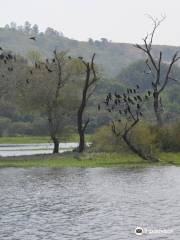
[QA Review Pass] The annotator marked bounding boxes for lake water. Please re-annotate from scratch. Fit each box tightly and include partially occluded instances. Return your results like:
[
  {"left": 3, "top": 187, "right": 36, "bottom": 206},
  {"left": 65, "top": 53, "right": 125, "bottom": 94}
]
[
  {"left": 0, "top": 143, "right": 78, "bottom": 157},
  {"left": 0, "top": 167, "right": 180, "bottom": 239}
]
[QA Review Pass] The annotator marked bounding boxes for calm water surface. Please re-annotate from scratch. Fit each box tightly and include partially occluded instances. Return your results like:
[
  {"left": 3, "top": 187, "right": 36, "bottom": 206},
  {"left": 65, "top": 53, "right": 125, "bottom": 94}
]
[{"left": 0, "top": 167, "right": 180, "bottom": 239}]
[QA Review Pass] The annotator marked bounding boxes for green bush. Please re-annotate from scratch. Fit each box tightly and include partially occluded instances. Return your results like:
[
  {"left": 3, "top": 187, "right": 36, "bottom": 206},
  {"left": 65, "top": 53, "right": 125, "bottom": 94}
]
[
  {"left": 154, "top": 122, "right": 180, "bottom": 152},
  {"left": 8, "top": 122, "right": 33, "bottom": 136},
  {"left": 92, "top": 121, "right": 157, "bottom": 154},
  {"left": 0, "top": 117, "right": 12, "bottom": 136},
  {"left": 92, "top": 125, "right": 128, "bottom": 153}
]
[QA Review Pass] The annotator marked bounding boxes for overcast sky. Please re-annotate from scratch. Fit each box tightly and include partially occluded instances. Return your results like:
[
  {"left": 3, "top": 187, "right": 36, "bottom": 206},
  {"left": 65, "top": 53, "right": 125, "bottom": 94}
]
[{"left": 1, "top": 0, "right": 180, "bottom": 45}]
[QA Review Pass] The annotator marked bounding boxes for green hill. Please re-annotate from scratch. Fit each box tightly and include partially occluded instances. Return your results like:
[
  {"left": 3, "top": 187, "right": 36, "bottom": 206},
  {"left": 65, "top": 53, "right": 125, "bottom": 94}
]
[{"left": 1, "top": 23, "right": 180, "bottom": 77}]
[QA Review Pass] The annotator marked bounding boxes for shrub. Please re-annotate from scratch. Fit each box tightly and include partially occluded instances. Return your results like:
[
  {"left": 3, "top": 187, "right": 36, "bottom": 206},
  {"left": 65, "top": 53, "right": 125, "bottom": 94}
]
[
  {"left": 0, "top": 117, "right": 11, "bottom": 136},
  {"left": 92, "top": 121, "right": 156, "bottom": 154},
  {"left": 8, "top": 122, "right": 33, "bottom": 136},
  {"left": 154, "top": 122, "right": 180, "bottom": 152}
]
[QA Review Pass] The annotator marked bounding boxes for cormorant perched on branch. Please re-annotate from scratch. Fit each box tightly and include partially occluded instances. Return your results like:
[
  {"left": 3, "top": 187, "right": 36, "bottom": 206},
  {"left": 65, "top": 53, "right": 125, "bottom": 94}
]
[
  {"left": 137, "top": 95, "right": 142, "bottom": 101},
  {"left": 29, "top": 37, "right": 36, "bottom": 41}
]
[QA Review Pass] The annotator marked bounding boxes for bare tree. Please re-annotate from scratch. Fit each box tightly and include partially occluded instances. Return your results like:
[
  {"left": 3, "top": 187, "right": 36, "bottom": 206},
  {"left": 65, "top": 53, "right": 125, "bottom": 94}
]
[
  {"left": 102, "top": 86, "right": 159, "bottom": 162},
  {"left": 76, "top": 54, "right": 98, "bottom": 153},
  {"left": 135, "top": 15, "right": 180, "bottom": 126}
]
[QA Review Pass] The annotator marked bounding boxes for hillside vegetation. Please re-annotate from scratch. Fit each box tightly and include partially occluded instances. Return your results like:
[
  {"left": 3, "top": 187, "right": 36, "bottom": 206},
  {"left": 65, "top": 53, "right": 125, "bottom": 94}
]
[{"left": 1, "top": 22, "right": 180, "bottom": 77}]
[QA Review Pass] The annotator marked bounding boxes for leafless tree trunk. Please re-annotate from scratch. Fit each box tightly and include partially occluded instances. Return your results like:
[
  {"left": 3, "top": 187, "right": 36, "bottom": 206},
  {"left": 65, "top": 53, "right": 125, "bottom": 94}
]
[
  {"left": 77, "top": 54, "right": 97, "bottom": 153},
  {"left": 135, "top": 16, "right": 180, "bottom": 126}
]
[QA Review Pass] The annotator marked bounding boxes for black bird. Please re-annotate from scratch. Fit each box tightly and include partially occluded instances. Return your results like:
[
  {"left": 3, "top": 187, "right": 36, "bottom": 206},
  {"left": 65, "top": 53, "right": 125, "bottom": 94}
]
[
  {"left": 29, "top": 36, "right": 36, "bottom": 41},
  {"left": 114, "top": 92, "right": 118, "bottom": 98},
  {"left": 52, "top": 58, "right": 56, "bottom": 63},
  {"left": 136, "top": 84, "right": 140, "bottom": 89},
  {"left": 114, "top": 99, "right": 118, "bottom": 105},
  {"left": 98, "top": 104, "right": 101, "bottom": 111},
  {"left": 148, "top": 91, "right": 151, "bottom": 96},
  {"left": 108, "top": 92, "right": 112, "bottom": 100},
  {"left": 137, "top": 95, "right": 142, "bottom": 101},
  {"left": 30, "top": 70, "right": 33, "bottom": 74},
  {"left": 8, "top": 67, "right": 13, "bottom": 72},
  {"left": 8, "top": 54, "right": 13, "bottom": 59},
  {"left": 127, "top": 97, "right": 132, "bottom": 102}
]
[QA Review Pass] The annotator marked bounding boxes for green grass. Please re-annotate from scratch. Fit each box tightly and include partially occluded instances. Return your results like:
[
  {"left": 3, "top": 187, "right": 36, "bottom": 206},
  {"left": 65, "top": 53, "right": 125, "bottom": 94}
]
[
  {"left": 0, "top": 135, "right": 92, "bottom": 144},
  {"left": 0, "top": 152, "right": 179, "bottom": 168}
]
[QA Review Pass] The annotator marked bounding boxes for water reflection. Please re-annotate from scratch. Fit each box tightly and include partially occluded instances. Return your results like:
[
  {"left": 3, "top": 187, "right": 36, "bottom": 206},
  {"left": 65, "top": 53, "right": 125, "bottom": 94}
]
[{"left": 0, "top": 167, "right": 180, "bottom": 239}]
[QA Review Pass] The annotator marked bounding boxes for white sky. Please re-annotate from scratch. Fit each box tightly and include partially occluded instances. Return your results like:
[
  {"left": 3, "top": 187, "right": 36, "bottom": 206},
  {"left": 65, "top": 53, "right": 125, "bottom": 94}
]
[{"left": 1, "top": 0, "right": 180, "bottom": 45}]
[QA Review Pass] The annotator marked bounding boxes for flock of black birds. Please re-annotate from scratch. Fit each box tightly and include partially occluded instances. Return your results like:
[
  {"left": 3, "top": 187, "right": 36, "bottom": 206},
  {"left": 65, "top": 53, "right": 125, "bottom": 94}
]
[
  {"left": 98, "top": 84, "right": 153, "bottom": 123},
  {"left": 0, "top": 47, "right": 16, "bottom": 80}
]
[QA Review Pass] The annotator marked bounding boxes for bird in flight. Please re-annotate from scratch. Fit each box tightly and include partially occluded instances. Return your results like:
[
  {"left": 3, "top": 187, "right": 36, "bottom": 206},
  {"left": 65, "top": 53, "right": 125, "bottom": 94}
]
[{"left": 29, "top": 37, "right": 36, "bottom": 41}]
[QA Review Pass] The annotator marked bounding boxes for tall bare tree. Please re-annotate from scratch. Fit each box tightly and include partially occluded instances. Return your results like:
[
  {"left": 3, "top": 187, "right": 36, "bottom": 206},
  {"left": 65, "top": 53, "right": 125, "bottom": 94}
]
[
  {"left": 76, "top": 54, "right": 98, "bottom": 153},
  {"left": 135, "top": 16, "right": 180, "bottom": 126}
]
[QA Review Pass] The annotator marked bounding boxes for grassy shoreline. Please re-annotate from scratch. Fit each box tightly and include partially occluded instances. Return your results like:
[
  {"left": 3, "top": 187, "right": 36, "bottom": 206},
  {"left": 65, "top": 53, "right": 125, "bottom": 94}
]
[{"left": 0, "top": 152, "right": 179, "bottom": 168}]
